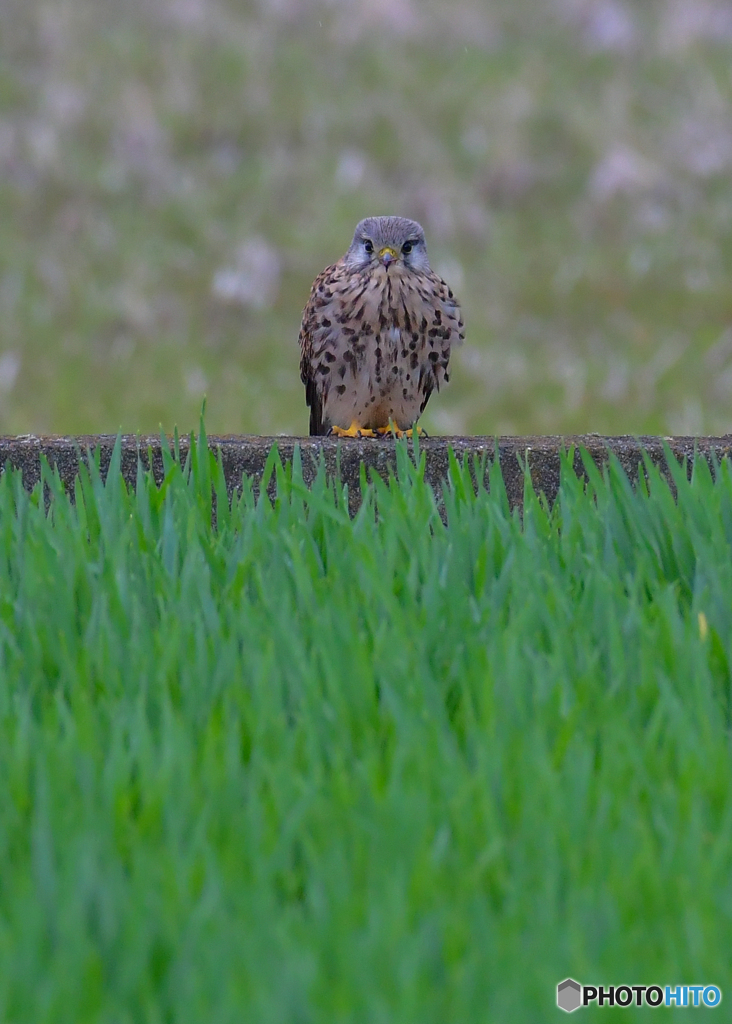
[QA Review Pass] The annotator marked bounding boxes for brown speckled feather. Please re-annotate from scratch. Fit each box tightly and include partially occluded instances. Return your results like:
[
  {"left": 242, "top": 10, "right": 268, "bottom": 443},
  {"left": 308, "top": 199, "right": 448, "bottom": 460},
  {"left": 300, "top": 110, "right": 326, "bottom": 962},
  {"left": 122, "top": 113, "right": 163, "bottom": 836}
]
[
  {"left": 298, "top": 263, "right": 339, "bottom": 436},
  {"left": 298, "top": 217, "right": 464, "bottom": 435}
]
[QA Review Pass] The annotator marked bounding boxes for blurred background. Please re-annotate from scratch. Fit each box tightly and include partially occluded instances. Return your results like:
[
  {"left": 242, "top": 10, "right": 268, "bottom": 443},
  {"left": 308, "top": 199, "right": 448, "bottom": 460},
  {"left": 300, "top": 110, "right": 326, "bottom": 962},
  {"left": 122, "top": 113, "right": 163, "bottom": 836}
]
[{"left": 1, "top": 0, "right": 732, "bottom": 437}]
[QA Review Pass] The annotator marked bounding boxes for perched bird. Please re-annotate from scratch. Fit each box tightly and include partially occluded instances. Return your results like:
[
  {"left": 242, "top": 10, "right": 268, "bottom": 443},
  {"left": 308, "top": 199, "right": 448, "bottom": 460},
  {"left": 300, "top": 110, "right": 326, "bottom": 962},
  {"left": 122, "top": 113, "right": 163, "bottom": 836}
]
[{"left": 298, "top": 216, "right": 464, "bottom": 437}]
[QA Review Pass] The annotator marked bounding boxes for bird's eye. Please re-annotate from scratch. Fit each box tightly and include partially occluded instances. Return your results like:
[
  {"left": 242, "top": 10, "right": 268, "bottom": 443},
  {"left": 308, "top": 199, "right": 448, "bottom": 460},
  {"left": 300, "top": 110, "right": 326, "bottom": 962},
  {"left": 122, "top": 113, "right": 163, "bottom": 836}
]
[
  {"left": 402, "top": 240, "right": 414, "bottom": 254},
  {"left": 364, "top": 239, "right": 373, "bottom": 254}
]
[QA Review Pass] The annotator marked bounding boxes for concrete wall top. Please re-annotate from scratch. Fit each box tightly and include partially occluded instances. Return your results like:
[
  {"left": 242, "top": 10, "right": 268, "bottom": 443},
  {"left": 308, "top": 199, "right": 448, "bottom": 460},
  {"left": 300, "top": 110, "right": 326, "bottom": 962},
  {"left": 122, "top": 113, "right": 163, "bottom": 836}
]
[{"left": 1, "top": 433, "right": 730, "bottom": 514}]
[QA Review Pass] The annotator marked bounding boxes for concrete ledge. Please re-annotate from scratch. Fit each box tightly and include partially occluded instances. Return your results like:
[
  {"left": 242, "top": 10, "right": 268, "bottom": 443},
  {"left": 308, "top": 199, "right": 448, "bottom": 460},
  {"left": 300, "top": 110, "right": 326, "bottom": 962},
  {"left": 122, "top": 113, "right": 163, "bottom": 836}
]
[{"left": 1, "top": 434, "right": 731, "bottom": 515}]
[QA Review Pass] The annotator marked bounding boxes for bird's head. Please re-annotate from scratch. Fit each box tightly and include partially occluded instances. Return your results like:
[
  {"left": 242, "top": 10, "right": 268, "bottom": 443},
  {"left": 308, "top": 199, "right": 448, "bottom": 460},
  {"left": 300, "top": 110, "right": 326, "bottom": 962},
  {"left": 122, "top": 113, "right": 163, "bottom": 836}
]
[{"left": 344, "top": 216, "right": 430, "bottom": 274}]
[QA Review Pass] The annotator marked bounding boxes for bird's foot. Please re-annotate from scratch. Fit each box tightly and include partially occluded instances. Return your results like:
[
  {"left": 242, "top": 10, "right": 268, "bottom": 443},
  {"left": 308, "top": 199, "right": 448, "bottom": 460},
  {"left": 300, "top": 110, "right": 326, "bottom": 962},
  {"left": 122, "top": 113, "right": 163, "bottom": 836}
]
[
  {"left": 330, "top": 422, "right": 377, "bottom": 438},
  {"left": 375, "top": 422, "right": 427, "bottom": 439}
]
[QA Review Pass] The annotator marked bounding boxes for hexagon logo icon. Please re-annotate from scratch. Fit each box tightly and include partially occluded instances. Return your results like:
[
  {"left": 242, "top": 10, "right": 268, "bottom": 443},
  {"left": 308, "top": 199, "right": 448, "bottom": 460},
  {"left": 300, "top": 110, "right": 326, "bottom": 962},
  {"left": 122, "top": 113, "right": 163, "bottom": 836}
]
[{"left": 557, "top": 978, "right": 582, "bottom": 1013}]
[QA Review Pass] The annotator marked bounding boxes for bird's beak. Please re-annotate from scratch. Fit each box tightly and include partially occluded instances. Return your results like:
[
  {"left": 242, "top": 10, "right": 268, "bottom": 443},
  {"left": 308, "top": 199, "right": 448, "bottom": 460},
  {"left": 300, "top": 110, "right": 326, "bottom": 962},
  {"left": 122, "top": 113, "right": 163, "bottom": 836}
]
[{"left": 378, "top": 246, "right": 398, "bottom": 266}]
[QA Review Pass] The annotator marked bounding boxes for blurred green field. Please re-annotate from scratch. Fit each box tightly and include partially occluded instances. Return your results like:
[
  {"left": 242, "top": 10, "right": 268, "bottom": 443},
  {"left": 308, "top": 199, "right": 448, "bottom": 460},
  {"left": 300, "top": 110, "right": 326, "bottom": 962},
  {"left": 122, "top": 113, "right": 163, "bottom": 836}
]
[
  {"left": 2, "top": 0, "right": 732, "bottom": 437},
  {"left": 0, "top": 438, "right": 731, "bottom": 1020}
]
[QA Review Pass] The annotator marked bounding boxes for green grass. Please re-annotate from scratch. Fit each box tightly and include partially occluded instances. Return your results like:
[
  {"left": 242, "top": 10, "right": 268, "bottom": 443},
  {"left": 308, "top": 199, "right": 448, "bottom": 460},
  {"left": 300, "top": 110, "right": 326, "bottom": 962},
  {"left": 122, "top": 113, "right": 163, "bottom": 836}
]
[
  {"left": 3, "top": 1, "right": 732, "bottom": 436},
  {"left": 0, "top": 435, "right": 730, "bottom": 1020}
]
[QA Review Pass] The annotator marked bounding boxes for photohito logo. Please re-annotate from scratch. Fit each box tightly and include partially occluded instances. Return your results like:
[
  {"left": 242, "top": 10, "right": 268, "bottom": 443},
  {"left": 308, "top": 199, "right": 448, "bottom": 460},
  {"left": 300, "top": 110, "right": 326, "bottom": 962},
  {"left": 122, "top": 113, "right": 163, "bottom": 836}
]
[{"left": 556, "top": 979, "right": 722, "bottom": 1012}]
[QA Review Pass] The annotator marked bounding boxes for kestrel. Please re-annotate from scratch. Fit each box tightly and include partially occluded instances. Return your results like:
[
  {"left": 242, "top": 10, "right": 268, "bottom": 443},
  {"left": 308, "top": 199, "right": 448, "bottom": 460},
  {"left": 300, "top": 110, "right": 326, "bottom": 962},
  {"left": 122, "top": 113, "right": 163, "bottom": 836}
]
[{"left": 298, "top": 216, "right": 464, "bottom": 437}]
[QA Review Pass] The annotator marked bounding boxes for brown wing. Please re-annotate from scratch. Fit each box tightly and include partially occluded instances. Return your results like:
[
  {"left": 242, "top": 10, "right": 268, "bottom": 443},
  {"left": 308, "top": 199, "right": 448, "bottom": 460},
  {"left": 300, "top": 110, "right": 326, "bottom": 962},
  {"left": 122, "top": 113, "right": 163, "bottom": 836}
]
[
  {"left": 298, "top": 263, "right": 339, "bottom": 436},
  {"left": 417, "top": 271, "right": 465, "bottom": 417}
]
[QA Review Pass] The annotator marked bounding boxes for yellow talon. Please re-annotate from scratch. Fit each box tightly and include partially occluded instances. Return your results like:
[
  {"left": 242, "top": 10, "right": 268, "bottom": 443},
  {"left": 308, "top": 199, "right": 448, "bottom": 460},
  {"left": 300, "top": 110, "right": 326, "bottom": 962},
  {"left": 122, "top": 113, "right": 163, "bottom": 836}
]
[
  {"left": 331, "top": 421, "right": 377, "bottom": 438},
  {"left": 374, "top": 422, "right": 426, "bottom": 439}
]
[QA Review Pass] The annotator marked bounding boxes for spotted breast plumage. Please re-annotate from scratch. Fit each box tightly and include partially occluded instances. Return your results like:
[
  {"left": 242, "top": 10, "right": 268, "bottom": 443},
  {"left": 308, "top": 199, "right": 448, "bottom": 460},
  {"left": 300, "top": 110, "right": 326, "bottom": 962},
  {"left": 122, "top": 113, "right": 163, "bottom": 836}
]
[{"left": 298, "top": 216, "right": 464, "bottom": 437}]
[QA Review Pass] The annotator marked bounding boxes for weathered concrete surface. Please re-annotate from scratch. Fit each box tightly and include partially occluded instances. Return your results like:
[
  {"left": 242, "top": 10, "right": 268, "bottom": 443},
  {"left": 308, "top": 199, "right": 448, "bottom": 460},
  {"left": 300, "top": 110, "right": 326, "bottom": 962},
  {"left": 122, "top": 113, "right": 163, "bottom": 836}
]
[{"left": 1, "top": 433, "right": 731, "bottom": 515}]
